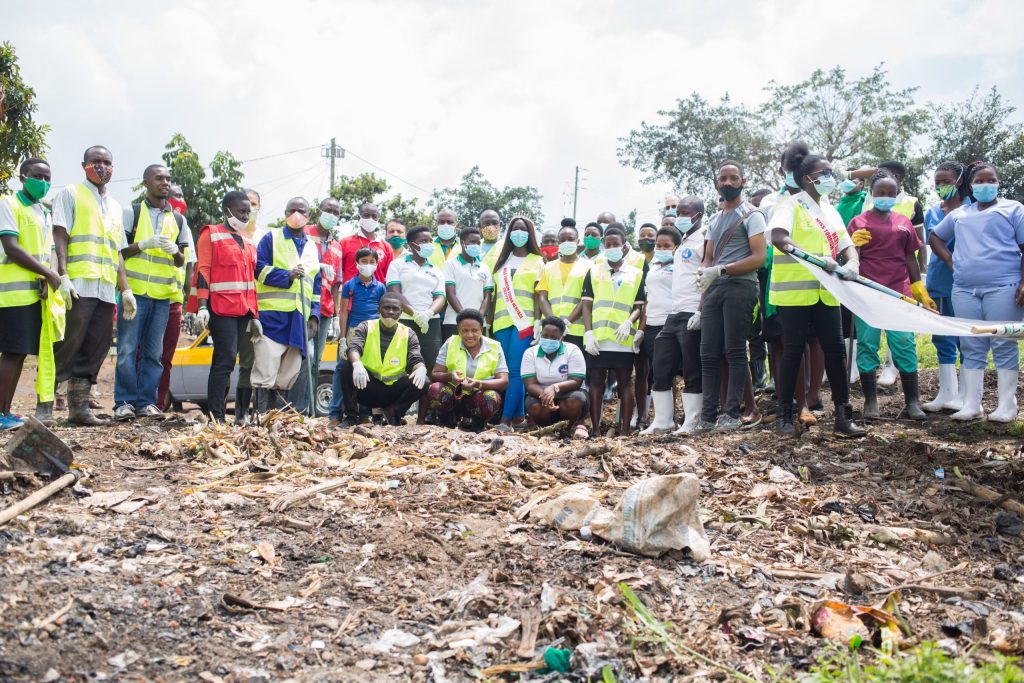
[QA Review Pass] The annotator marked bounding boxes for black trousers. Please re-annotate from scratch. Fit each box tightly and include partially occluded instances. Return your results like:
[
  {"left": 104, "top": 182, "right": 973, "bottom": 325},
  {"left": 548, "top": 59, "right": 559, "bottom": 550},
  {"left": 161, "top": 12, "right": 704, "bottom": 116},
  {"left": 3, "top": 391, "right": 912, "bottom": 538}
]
[
  {"left": 340, "top": 364, "right": 424, "bottom": 418},
  {"left": 652, "top": 312, "right": 702, "bottom": 394},
  {"left": 54, "top": 296, "right": 114, "bottom": 384},
  {"left": 700, "top": 278, "right": 758, "bottom": 420},
  {"left": 207, "top": 310, "right": 252, "bottom": 421},
  {"left": 402, "top": 318, "right": 442, "bottom": 371},
  {"left": 776, "top": 302, "right": 849, "bottom": 413},
  {"left": 441, "top": 323, "right": 458, "bottom": 342}
]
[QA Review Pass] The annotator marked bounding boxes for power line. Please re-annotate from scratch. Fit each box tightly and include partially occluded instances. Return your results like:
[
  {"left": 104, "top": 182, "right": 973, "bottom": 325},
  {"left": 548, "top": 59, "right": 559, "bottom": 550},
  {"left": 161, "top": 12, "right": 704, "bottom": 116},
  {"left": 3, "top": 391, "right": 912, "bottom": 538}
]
[
  {"left": 343, "top": 149, "right": 432, "bottom": 195},
  {"left": 239, "top": 144, "right": 321, "bottom": 164}
]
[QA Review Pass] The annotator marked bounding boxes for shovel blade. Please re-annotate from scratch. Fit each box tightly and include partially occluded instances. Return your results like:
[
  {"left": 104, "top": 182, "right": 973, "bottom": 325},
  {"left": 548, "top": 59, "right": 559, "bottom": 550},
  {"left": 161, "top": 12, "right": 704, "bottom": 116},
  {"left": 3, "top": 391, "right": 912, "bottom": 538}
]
[{"left": 4, "top": 417, "right": 73, "bottom": 478}]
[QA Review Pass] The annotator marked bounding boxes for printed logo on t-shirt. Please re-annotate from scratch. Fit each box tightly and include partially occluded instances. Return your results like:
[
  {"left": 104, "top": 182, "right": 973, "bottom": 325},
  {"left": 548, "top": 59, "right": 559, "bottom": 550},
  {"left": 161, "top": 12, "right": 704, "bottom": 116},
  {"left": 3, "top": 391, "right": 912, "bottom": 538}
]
[
  {"left": 558, "top": 363, "right": 569, "bottom": 377},
  {"left": 681, "top": 248, "right": 693, "bottom": 260},
  {"left": 389, "top": 357, "right": 401, "bottom": 367},
  {"left": 474, "top": 270, "right": 489, "bottom": 283}
]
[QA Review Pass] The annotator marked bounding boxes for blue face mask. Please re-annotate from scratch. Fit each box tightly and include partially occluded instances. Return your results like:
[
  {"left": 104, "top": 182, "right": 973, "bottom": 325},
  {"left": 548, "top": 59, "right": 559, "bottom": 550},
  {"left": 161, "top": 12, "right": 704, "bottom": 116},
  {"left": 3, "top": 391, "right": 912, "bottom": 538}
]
[
  {"left": 653, "top": 249, "right": 673, "bottom": 263},
  {"left": 814, "top": 176, "right": 838, "bottom": 196},
  {"left": 558, "top": 240, "right": 578, "bottom": 257},
  {"left": 510, "top": 230, "right": 529, "bottom": 248},
  {"left": 416, "top": 242, "right": 436, "bottom": 259},
  {"left": 873, "top": 196, "right": 897, "bottom": 212},
  {"left": 604, "top": 246, "right": 623, "bottom": 263},
  {"left": 463, "top": 243, "right": 481, "bottom": 259},
  {"left": 972, "top": 183, "right": 999, "bottom": 203},
  {"left": 785, "top": 171, "right": 799, "bottom": 189},
  {"left": 319, "top": 213, "right": 339, "bottom": 230},
  {"left": 437, "top": 224, "right": 457, "bottom": 241},
  {"left": 839, "top": 179, "right": 858, "bottom": 194},
  {"left": 675, "top": 216, "right": 692, "bottom": 232},
  {"left": 538, "top": 338, "right": 561, "bottom": 354},
  {"left": 664, "top": 208, "right": 677, "bottom": 218}
]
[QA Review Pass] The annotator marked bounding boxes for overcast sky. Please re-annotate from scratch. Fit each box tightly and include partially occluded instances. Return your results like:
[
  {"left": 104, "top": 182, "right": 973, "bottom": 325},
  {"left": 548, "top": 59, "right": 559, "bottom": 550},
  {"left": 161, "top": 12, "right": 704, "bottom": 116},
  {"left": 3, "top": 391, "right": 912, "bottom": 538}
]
[{"left": 6, "top": 0, "right": 1023, "bottom": 230}]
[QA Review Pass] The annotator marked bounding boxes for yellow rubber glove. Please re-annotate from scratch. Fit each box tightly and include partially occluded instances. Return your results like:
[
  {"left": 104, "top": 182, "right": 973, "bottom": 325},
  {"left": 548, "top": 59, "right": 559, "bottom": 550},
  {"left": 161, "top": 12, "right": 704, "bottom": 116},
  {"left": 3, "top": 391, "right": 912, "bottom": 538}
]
[
  {"left": 851, "top": 229, "right": 872, "bottom": 248},
  {"left": 911, "top": 281, "right": 938, "bottom": 311}
]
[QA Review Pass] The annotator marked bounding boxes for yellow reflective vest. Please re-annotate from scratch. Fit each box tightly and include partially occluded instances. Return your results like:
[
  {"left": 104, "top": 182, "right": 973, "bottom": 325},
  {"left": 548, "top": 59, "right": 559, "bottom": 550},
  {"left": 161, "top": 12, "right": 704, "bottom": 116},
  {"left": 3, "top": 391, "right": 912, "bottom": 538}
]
[
  {"left": 541, "top": 258, "right": 590, "bottom": 336},
  {"left": 428, "top": 238, "right": 461, "bottom": 270},
  {"left": 65, "top": 182, "right": 122, "bottom": 286},
  {"left": 493, "top": 252, "right": 544, "bottom": 333},
  {"left": 590, "top": 261, "right": 643, "bottom": 345},
  {"left": 124, "top": 204, "right": 180, "bottom": 300},
  {"left": 0, "top": 193, "right": 51, "bottom": 307},
  {"left": 256, "top": 229, "right": 316, "bottom": 314},
  {"left": 769, "top": 204, "right": 840, "bottom": 307},
  {"left": 444, "top": 335, "right": 501, "bottom": 379},
  {"left": 362, "top": 319, "right": 410, "bottom": 385}
]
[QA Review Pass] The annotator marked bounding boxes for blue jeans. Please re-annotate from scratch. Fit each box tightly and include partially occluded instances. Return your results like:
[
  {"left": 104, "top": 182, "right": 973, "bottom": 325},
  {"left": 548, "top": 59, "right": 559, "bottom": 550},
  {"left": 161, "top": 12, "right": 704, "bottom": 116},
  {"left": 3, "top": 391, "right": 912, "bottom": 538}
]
[
  {"left": 952, "top": 283, "right": 1024, "bottom": 370},
  {"left": 931, "top": 296, "right": 961, "bottom": 365},
  {"left": 114, "top": 295, "right": 170, "bottom": 409},
  {"left": 496, "top": 325, "right": 533, "bottom": 419},
  {"left": 328, "top": 356, "right": 346, "bottom": 420},
  {"left": 288, "top": 314, "right": 332, "bottom": 414}
]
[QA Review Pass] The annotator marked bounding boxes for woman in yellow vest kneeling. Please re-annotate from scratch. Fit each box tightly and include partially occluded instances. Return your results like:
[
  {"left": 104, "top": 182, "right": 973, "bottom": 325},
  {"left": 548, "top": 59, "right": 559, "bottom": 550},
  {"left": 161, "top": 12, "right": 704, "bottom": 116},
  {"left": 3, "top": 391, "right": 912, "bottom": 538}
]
[
  {"left": 341, "top": 293, "right": 428, "bottom": 427},
  {"left": 428, "top": 308, "right": 509, "bottom": 430}
]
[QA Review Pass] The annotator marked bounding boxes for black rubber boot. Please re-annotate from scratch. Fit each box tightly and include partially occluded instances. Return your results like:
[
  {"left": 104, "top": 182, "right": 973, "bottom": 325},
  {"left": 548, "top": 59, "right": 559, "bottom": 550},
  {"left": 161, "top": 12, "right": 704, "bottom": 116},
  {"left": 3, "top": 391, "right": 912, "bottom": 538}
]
[
  {"left": 776, "top": 402, "right": 795, "bottom": 436},
  {"left": 834, "top": 403, "right": 867, "bottom": 438},
  {"left": 900, "top": 372, "right": 927, "bottom": 421},
  {"left": 860, "top": 371, "right": 879, "bottom": 420},
  {"left": 254, "top": 388, "right": 269, "bottom": 415},
  {"left": 234, "top": 388, "right": 251, "bottom": 426}
]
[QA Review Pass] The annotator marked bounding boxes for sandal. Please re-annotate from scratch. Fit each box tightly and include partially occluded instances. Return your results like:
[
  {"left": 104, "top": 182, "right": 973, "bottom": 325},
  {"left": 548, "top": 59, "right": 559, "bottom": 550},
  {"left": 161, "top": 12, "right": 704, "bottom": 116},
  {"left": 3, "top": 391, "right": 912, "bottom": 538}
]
[
  {"left": 799, "top": 407, "right": 817, "bottom": 425},
  {"left": 572, "top": 424, "right": 589, "bottom": 440}
]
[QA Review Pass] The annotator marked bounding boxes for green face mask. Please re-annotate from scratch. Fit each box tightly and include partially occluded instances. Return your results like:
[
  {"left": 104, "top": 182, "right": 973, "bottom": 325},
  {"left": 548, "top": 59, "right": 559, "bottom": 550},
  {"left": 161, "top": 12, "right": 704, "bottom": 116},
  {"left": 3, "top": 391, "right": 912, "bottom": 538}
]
[
  {"left": 583, "top": 235, "right": 602, "bottom": 250},
  {"left": 386, "top": 235, "right": 407, "bottom": 250},
  {"left": 23, "top": 177, "right": 51, "bottom": 202},
  {"left": 935, "top": 185, "right": 957, "bottom": 201}
]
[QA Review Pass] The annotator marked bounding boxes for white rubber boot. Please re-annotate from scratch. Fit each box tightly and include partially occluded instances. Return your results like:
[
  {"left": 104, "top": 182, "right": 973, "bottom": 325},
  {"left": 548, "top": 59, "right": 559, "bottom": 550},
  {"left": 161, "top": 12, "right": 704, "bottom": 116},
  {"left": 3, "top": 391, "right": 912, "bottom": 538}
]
[
  {"left": 878, "top": 350, "right": 898, "bottom": 387},
  {"left": 673, "top": 393, "right": 703, "bottom": 434},
  {"left": 950, "top": 368, "right": 984, "bottom": 421},
  {"left": 848, "top": 339, "right": 859, "bottom": 385},
  {"left": 987, "top": 369, "right": 1019, "bottom": 423},
  {"left": 923, "top": 364, "right": 961, "bottom": 412},
  {"left": 640, "top": 391, "right": 676, "bottom": 434}
]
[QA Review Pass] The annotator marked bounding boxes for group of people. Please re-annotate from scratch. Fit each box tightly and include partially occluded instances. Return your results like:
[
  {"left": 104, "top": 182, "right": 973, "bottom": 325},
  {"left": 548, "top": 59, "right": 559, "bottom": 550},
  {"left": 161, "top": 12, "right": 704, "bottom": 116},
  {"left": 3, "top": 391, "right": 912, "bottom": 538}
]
[{"left": 1, "top": 141, "right": 1022, "bottom": 438}]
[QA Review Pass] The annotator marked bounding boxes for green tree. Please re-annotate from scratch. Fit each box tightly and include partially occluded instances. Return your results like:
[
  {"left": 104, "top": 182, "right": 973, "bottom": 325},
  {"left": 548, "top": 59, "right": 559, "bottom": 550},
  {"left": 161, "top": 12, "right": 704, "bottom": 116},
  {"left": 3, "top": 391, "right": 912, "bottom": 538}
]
[
  {"left": 0, "top": 41, "right": 49, "bottom": 194},
  {"left": 327, "top": 172, "right": 431, "bottom": 226},
  {"left": 926, "top": 86, "right": 1024, "bottom": 200},
  {"left": 428, "top": 166, "right": 544, "bottom": 228},
  {"left": 160, "top": 133, "right": 244, "bottom": 239},
  {"left": 617, "top": 93, "right": 778, "bottom": 200},
  {"left": 760, "top": 64, "right": 929, "bottom": 195}
]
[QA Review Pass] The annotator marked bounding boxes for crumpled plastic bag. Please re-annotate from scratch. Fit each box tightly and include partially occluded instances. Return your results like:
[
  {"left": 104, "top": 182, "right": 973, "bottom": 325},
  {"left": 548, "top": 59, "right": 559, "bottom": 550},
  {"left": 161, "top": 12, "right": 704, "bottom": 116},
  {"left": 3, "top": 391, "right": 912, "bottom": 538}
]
[{"left": 530, "top": 475, "right": 710, "bottom": 561}]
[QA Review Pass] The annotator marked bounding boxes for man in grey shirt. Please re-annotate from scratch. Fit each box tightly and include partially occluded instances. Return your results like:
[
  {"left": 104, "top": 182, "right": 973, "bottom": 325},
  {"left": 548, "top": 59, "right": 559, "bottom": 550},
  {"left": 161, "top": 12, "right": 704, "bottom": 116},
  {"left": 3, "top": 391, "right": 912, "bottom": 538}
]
[{"left": 693, "top": 161, "right": 768, "bottom": 430}]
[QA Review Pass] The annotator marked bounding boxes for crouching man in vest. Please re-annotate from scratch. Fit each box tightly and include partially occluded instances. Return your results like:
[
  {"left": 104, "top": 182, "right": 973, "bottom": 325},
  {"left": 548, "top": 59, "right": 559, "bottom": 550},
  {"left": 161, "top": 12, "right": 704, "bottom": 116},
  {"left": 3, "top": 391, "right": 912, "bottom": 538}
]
[{"left": 339, "top": 292, "right": 428, "bottom": 427}]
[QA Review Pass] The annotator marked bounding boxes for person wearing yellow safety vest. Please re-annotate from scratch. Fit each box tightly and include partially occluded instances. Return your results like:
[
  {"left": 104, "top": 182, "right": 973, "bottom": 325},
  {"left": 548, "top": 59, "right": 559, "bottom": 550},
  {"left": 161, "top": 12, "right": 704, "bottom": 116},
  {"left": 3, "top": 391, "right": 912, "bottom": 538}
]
[
  {"left": 252, "top": 197, "right": 330, "bottom": 412},
  {"left": 428, "top": 308, "right": 509, "bottom": 430},
  {"left": 768, "top": 148, "right": 866, "bottom": 438},
  {"left": 536, "top": 222, "right": 590, "bottom": 351},
  {"left": 581, "top": 225, "right": 647, "bottom": 437},
  {"left": 488, "top": 215, "right": 544, "bottom": 428},
  {"left": 0, "top": 158, "right": 61, "bottom": 430},
  {"left": 49, "top": 145, "right": 134, "bottom": 426},
  {"left": 429, "top": 207, "right": 462, "bottom": 270},
  {"left": 341, "top": 292, "right": 428, "bottom": 427},
  {"left": 113, "top": 164, "right": 189, "bottom": 421}
]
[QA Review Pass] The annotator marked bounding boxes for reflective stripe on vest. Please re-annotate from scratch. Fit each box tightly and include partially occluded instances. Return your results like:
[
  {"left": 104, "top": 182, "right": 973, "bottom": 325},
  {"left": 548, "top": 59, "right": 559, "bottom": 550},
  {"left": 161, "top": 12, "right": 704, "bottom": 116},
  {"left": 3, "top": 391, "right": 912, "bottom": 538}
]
[
  {"left": 125, "top": 205, "right": 181, "bottom": 300},
  {"left": 362, "top": 319, "right": 409, "bottom": 385},
  {"left": 0, "top": 194, "right": 50, "bottom": 307},
  {"left": 444, "top": 335, "right": 501, "bottom": 380},
  {"left": 65, "top": 183, "right": 121, "bottom": 286},
  {"left": 768, "top": 205, "right": 838, "bottom": 307},
  {"left": 542, "top": 259, "right": 590, "bottom": 336},
  {"left": 590, "top": 262, "right": 641, "bottom": 344},
  {"left": 206, "top": 225, "right": 259, "bottom": 317},
  {"left": 492, "top": 252, "right": 543, "bottom": 332},
  {"left": 255, "top": 230, "right": 315, "bottom": 313}
]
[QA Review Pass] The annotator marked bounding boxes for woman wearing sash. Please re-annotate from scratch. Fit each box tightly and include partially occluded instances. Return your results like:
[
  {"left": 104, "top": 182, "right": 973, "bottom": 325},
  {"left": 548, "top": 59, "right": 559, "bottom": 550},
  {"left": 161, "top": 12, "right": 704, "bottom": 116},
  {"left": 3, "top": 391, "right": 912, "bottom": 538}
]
[
  {"left": 768, "top": 149, "right": 866, "bottom": 437},
  {"left": 489, "top": 215, "right": 544, "bottom": 428},
  {"left": 428, "top": 308, "right": 509, "bottom": 430}
]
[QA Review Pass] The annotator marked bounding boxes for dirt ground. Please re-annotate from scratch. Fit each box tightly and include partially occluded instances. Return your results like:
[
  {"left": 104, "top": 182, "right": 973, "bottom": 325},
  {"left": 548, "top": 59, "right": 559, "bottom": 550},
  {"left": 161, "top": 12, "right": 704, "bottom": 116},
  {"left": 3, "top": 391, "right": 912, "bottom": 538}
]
[{"left": 1, "top": 362, "right": 1022, "bottom": 682}]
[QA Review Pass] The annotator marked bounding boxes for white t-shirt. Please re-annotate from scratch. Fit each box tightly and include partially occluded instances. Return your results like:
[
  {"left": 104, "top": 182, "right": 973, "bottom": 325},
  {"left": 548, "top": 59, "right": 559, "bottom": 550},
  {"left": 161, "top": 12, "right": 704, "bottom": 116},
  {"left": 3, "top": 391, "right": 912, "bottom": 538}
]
[
  {"left": 442, "top": 255, "right": 494, "bottom": 324},
  {"left": 385, "top": 255, "right": 445, "bottom": 319},
  {"left": 521, "top": 342, "right": 587, "bottom": 388},
  {"left": 644, "top": 261, "right": 673, "bottom": 326},
  {"left": 671, "top": 226, "right": 706, "bottom": 314}
]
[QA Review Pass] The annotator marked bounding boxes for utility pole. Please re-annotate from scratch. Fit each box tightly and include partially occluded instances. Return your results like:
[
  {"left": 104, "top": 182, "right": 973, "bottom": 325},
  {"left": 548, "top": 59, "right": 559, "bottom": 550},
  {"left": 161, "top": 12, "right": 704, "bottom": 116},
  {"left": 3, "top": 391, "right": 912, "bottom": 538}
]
[
  {"left": 572, "top": 165, "right": 580, "bottom": 221},
  {"left": 321, "top": 138, "right": 345, "bottom": 194}
]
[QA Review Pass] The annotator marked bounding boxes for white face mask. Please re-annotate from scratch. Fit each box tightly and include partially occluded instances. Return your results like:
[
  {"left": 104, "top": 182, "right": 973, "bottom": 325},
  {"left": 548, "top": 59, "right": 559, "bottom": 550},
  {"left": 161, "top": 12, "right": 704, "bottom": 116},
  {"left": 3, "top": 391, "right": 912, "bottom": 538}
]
[
  {"left": 379, "top": 316, "right": 399, "bottom": 328},
  {"left": 227, "top": 213, "right": 248, "bottom": 231},
  {"left": 359, "top": 218, "right": 379, "bottom": 234},
  {"left": 357, "top": 263, "right": 376, "bottom": 278}
]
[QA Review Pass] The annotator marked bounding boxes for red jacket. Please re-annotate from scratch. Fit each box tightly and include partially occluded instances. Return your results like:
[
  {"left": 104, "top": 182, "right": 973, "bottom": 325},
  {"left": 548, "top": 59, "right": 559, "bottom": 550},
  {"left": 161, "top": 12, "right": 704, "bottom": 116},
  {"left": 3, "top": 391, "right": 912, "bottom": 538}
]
[
  {"left": 305, "top": 226, "right": 343, "bottom": 317},
  {"left": 194, "top": 224, "right": 258, "bottom": 318}
]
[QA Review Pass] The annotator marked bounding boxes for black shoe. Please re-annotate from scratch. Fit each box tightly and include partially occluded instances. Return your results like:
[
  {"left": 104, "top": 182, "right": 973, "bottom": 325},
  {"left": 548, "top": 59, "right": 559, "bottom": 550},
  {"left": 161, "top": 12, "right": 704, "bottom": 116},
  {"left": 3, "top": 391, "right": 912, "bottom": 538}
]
[
  {"left": 834, "top": 403, "right": 867, "bottom": 438},
  {"left": 338, "top": 416, "right": 358, "bottom": 428},
  {"left": 900, "top": 372, "right": 927, "bottom": 421},
  {"left": 234, "top": 388, "right": 252, "bottom": 425},
  {"left": 776, "top": 402, "right": 795, "bottom": 435},
  {"left": 860, "top": 371, "right": 879, "bottom": 420}
]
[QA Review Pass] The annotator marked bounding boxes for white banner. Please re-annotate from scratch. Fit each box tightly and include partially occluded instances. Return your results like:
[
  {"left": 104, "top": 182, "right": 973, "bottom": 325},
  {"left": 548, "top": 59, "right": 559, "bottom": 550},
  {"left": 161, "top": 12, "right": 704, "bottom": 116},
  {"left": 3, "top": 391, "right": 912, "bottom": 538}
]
[{"left": 793, "top": 258, "right": 1024, "bottom": 338}]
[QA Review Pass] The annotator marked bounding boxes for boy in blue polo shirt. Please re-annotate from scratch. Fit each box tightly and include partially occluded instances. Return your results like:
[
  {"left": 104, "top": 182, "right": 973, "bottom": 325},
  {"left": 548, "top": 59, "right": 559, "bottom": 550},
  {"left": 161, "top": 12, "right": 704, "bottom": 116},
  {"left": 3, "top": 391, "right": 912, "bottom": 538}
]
[{"left": 328, "top": 248, "right": 386, "bottom": 425}]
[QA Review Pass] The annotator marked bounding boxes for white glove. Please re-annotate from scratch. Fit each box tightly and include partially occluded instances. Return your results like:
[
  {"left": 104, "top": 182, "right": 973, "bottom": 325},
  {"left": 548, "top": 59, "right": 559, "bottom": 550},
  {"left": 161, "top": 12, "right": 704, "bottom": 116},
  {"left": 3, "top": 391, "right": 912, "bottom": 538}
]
[
  {"left": 320, "top": 262, "right": 336, "bottom": 282},
  {"left": 583, "top": 330, "right": 600, "bottom": 356},
  {"left": 533, "top": 320, "right": 542, "bottom": 340},
  {"left": 838, "top": 259, "right": 860, "bottom": 281},
  {"left": 695, "top": 265, "right": 724, "bottom": 293},
  {"left": 137, "top": 234, "right": 164, "bottom": 251},
  {"left": 159, "top": 238, "right": 180, "bottom": 255},
  {"left": 250, "top": 319, "right": 263, "bottom": 338},
  {"left": 632, "top": 329, "right": 645, "bottom": 352},
  {"left": 120, "top": 290, "right": 137, "bottom": 321},
  {"left": 352, "top": 360, "right": 369, "bottom": 389},
  {"left": 410, "top": 364, "right": 427, "bottom": 390},
  {"left": 59, "top": 274, "right": 79, "bottom": 305},
  {"left": 614, "top": 320, "right": 633, "bottom": 344},
  {"left": 196, "top": 308, "right": 210, "bottom": 331},
  {"left": 687, "top": 311, "right": 701, "bottom": 331},
  {"left": 330, "top": 316, "right": 339, "bottom": 339},
  {"left": 338, "top": 336, "right": 348, "bottom": 356},
  {"left": 412, "top": 309, "right": 431, "bottom": 333},
  {"left": 821, "top": 257, "right": 839, "bottom": 272}
]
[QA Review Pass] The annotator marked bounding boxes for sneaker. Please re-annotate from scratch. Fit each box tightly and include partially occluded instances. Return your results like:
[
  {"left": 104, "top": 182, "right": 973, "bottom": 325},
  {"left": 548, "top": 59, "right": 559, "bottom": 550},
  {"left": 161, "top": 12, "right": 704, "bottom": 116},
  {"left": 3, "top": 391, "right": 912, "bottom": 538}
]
[
  {"left": 137, "top": 404, "right": 165, "bottom": 418},
  {"left": 113, "top": 403, "right": 136, "bottom": 421},
  {"left": 714, "top": 415, "right": 742, "bottom": 431},
  {"left": 690, "top": 419, "right": 715, "bottom": 434},
  {"left": 0, "top": 413, "right": 25, "bottom": 431}
]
